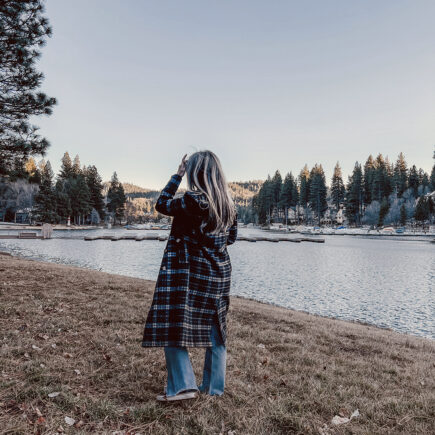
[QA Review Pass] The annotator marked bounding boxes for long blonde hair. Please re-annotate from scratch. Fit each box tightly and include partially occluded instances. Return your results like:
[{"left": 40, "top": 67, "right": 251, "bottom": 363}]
[{"left": 185, "top": 150, "right": 236, "bottom": 234}]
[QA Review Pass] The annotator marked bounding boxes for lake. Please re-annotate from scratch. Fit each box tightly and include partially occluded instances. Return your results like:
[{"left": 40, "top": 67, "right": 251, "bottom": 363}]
[{"left": 1, "top": 228, "right": 433, "bottom": 339}]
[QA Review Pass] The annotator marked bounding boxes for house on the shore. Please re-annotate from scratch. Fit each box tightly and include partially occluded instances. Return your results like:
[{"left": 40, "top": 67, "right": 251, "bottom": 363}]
[{"left": 15, "top": 208, "right": 32, "bottom": 224}]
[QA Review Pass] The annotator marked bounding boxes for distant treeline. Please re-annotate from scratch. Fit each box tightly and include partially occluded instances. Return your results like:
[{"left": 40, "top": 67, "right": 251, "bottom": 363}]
[
  {"left": 0, "top": 152, "right": 126, "bottom": 225},
  {"left": 253, "top": 151, "right": 435, "bottom": 226}
]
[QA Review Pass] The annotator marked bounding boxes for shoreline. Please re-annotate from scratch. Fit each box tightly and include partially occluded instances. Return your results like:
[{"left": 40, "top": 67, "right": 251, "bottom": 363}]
[
  {"left": 1, "top": 250, "right": 432, "bottom": 340},
  {"left": 1, "top": 222, "right": 434, "bottom": 238},
  {"left": 1, "top": 253, "right": 434, "bottom": 433}
]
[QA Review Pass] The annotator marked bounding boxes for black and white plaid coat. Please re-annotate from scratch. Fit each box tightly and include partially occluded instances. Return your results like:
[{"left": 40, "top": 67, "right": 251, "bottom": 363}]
[{"left": 142, "top": 174, "right": 238, "bottom": 347}]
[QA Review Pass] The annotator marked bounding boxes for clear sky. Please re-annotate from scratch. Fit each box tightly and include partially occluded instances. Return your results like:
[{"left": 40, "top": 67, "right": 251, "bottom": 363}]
[{"left": 35, "top": 0, "right": 435, "bottom": 189}]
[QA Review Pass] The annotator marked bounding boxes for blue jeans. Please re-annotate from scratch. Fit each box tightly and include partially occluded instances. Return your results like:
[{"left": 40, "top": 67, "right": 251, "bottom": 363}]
[{"left": 164, "top": 316, "right": 226, "bottom": 396}]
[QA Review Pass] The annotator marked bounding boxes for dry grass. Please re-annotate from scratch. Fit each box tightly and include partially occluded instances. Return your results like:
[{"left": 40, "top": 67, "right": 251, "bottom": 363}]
[{"left": 0, "top": 253, "right": 434, "bottom": 434}]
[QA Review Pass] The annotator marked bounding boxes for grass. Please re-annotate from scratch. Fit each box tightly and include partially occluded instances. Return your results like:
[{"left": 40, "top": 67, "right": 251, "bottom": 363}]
[{"left": 0, "top": 252, "right": 434, "bottom": 434}]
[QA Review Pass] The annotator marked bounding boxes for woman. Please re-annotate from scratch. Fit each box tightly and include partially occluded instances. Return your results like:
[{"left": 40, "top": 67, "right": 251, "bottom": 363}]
[{"left": 142, "top": 150, "right": 238, "bottom": 402}]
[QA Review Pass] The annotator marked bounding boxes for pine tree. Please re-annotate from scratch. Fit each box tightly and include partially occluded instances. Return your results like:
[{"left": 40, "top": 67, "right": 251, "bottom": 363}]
[
  {"left": 414, "top": 196, "right": 429, "bottom": 224},
  {"left": 298, "top": 165, "right": 310, "bottom": 222},
  {"left": 72, "top": 155, "right": 81, "bottom": 177},
  {"left": 34, "top": 160, "right": 57, "bottom": 222},
  {"left": 408, "top": 165, "right": 419, "bottom": 197},
  {"left": 68, "top": 175, "right": 92, "bottom": 225},
  {"left": 0, "top": 1, "right": 56, "bottom": 175},
  {"left": 363, "top": 155, "right": 376, "bottom": 205},
  {"left": 107, "top": 172, "right": 126, "bottom": 225},
  {"left": 54, "top": 180, "right": 71, "bottom": 222},
  {"left": 331, "top": 162, "right": 345, "bottom": 210},
  {"left": 309, "top": 164, "right": 327, "bottom": 226},
  {"left": 385, "top": 157, "right": 394, "bottom": 196},
  {"left": 271, "top": 170, "right": 282, "bottom": 220},
  {"left": 345, "top": 162, "right": 364, "bottom": 224},
  {"left": 393, "top": 152, "right": 408, "bottom": 196},
  {"left": 253, "top": 176, "right": 274, "bottom": 225},
  {"left": 84, "top": 165, "right": 105, "bottom": 220},
  {"left": 430, "top": 149, "right": 435, "bottom": 191},
  {"left": 418, "top": 169, "right": 429, "bottom": 188},
  {"left": 372, "top": 154, "right": 392, "bottom": 201},
  {"left": 428, "top": 196, "right": 435, "bottom": 223},
  {"left": 429, "top": 165, "right": 435, "bottom": 192},
  {"left": 280, "top": 172, "right": 298, "bottom": 225},
  {"left": 59, "top": 152, "right": 74, "bottom": 180}
]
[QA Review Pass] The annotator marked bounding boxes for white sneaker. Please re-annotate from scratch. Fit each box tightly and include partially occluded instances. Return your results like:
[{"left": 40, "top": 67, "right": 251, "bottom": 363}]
[{"left": 156, "top": 391, "right": 198, "bottom": 402}]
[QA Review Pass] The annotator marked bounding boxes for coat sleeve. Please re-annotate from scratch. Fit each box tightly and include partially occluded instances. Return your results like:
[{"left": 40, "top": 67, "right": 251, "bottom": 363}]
[
  {"left": 154, "top": 174, "right": 205, "bottom": 217},
  {"left": 226, "top": 212, "right": 238, "bottom": 245}
]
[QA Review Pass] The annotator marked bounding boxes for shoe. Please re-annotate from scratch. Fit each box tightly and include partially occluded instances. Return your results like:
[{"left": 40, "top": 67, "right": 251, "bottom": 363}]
[{"left": 156, "top": 391, "right": 198, "bottom": 402}]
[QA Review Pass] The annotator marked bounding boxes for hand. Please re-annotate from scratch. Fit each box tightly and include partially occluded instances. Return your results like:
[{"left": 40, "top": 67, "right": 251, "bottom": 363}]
[{"left": 177, "top": 154, "right": 188, "bottom": 177}]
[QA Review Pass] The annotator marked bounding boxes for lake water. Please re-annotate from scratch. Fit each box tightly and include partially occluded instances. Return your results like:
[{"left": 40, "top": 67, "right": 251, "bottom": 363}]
[{"left": 1, "top": 228, "right": 433, "bottom": 339}]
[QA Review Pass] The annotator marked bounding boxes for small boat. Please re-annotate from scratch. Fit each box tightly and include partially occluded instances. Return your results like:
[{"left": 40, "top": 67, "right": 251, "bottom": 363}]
[{"left": 395, "top": 227, "right": 405, "bottom": 234}]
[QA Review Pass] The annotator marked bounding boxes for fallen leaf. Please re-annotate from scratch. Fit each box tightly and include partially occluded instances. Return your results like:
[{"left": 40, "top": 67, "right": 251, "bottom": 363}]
[
  {"left": 331, "top": 409, "right": 360, "bottom": 425},
  {"left": 75, "top": 420, "right": 84, "bottom": 428},
  {"left": 63, "top": 352, "right": 73, "bottom": 358},
  {"left": 36, "top": 416, "right": 46, "bottom": 424},
  {"left": 331, "top": 415, "right": 349, "bottom": 425},
  {"left": 350, "top": 409, "right": 360, "bottom": 419},
  {"left": 74, "top": 369, "right": 81, "bottom": 375},
  {"left": 48, "top": 392, "right": 60, "bottom": 398},
  {"left": 103, "top": 354, "right": 112, "bottom": 362},
  {"left": 257, "top": 344, "right": 265, "bottom": 349},
  {"left": 32, "top": 345, "right": 42, "bottom": 351},
  {"left": 35, "top": 407, "right": 43, "bottom": 417},
  {"left": 64, "top": 416, "right": 75, "bottom": 426}
]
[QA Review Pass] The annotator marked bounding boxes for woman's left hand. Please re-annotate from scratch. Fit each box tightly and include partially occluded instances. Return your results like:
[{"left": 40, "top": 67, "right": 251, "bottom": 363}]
[{"left": 177, "top": 154, "right": 188, "bottom": 177}]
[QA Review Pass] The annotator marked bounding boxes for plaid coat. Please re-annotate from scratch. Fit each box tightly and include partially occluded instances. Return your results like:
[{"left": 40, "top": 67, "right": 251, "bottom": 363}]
[{"left": 141, "top": 174, "right": 238, "bottom": 347}]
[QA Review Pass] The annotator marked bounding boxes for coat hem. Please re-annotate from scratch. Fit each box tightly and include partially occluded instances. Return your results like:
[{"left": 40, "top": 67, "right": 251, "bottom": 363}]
[{"left": 141, "top": 341, "right": 213, "bottom": 348}]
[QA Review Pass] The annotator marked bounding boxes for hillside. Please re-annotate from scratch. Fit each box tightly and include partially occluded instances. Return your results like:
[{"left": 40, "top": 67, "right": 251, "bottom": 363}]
[{"left": 109, "top": 180, "right": 263, "bottom": 223}]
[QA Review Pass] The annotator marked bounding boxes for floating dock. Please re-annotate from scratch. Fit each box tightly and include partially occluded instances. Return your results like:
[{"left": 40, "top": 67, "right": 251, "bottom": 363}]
[
  {"left": 83, "top": 235, "right": 324, "bottom": 243},
  {"left": 0, "top": 232, "right": 42, "bottom": 240}
]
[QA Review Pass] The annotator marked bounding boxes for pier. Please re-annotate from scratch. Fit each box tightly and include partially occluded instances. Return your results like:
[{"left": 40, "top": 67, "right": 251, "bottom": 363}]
[{"left": 83, "top": 234, "right": 325, "bottom": 243}]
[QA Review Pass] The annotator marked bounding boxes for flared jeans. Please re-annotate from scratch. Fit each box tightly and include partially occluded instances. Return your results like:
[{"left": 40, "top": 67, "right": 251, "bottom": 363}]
[{"left": 164, "top": 315, "right": 226, "bottom": 396}]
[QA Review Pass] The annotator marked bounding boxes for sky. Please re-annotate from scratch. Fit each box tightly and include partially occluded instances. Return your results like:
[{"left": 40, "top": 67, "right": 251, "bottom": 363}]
[{"left": 35, "top": 0, "right": 435, "bottom": 189}]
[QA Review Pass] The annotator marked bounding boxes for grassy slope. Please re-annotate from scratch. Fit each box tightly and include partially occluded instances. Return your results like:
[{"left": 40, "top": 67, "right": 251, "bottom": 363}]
[{"left": 0, "top": 254, "right": 434, "bottom": 434}]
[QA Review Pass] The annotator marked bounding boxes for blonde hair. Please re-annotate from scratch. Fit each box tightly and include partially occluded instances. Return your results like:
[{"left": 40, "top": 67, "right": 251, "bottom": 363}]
[{"left": 185, "top": 150, "right": 236, "bottom": 234}]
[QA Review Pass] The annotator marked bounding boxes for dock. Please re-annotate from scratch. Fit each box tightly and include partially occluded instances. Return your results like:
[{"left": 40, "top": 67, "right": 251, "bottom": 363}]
[
  {"left": 83, "top": 235, "right": 324, "bottom": 243},
  {"left": 0, "top": 232, "right": 42, "bottom": 240}
]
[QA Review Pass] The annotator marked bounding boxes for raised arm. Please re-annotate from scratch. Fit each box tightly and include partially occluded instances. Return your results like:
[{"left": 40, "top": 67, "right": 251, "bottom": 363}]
[
  {"left": 154, "top": 174, "right": 185, "bottom": 216},
  {"left": 154, "top": 173, "right": 207, "bottom": 218}
]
